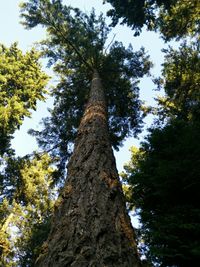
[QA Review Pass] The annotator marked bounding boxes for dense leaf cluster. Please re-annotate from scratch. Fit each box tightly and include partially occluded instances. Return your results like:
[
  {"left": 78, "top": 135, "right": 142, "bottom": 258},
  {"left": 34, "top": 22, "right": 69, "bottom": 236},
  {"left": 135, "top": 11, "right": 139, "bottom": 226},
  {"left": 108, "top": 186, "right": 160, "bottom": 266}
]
[
  {"left": 156, "top": 41, "right": 200, "bottom": 121},
  {"left": 0, "top": 154, "right": 55, "bottom": 266},
  {"left": 105, "top": 0, "right": 200, "bottom": 40},
  {"left": 105, "top": 0, "right": 174, "bottom": 34},
  {"left": 124, "top": 120, "right": 200, "bottom": 266},
  {"left": 0, "top": 43, "right": 48, "bottom": 157}
]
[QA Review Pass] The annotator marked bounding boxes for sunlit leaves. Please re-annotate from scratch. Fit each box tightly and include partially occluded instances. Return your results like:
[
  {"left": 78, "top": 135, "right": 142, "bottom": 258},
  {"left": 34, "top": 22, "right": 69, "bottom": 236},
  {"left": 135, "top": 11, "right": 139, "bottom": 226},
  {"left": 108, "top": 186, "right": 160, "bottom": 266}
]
[
  {"left": 0, "top": 43, "right": 49, "bottom": 157},
  {"left": 155, "top": 41, "right": 200, "bottom": 121},
  {"left": 0, "top": 154, "right": 55, "bottom": 266},
  {"left": 159, "top": 0, "right": 200, "bottom": 40},
  {"left": 0, "top": 44, "right": 50, "bottom": 265}
]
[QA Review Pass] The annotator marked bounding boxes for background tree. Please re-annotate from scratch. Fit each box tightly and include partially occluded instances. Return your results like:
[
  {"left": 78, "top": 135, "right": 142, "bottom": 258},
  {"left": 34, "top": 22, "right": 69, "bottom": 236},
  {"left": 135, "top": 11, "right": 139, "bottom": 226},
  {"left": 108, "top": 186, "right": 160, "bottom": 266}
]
[
  {"left": 0, "top": 43, "right": 52, "bottom": 266},
  {"left": 123, "top": 121, "right": 200, "bottom": 266},
  {"left": 19, "top": 0, "right": 152, "bottom": 265},
  {"left": 0, "top": 154, "right": 56, "bottom": 266},
  {"left": 0, "top": 43, "right": 48, "bottom": 157},
  {"left": 122, "top": 41, "right": 200, "bottom": 266}
]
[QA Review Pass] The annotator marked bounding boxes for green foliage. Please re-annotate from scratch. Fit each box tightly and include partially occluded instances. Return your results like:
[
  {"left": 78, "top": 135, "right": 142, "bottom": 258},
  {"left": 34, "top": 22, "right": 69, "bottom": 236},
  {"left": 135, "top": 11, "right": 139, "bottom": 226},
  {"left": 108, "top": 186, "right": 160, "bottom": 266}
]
[
  {"left": 105, "top": 0, "right": 200, "bottom": 40},
  {"left": 0, "top": 199, "right": 20, "bottom": 267},
  {"left": 123, "top": 40, "right": 200, "bottom": 266},
  {"left": 20, "top": 1, "right": 109, "bottom": 70},
  {"left": 155, "top": 41, "right": 200, "bottom": 121},
  {"left": 0, "top": 43, "right": 48, "bottom": 157},
  {"left": 20, "top": 0, "right": 152, "bottom": 180},
  {"left": 159, "top": 0, "right": 200, "bottom": 40},
  {"left": 105, "top": 0, "right": 173, "bottom": 34},
  {"left": 0, "top": 154, "right": 55, "bottom": 266},
  {"left": 0, "top": 42, "right": 50, "bottom": 266},
  {"left": 124, "top": 121, "right": 200, "bottom": 266}
]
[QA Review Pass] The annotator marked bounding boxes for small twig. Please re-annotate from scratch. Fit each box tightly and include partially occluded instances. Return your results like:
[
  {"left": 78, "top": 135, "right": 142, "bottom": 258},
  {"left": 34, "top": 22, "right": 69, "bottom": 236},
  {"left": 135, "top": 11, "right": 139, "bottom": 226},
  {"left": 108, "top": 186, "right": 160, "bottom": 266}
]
[{"left": 104, "top": 33, "right": 116, "bottom": 55}]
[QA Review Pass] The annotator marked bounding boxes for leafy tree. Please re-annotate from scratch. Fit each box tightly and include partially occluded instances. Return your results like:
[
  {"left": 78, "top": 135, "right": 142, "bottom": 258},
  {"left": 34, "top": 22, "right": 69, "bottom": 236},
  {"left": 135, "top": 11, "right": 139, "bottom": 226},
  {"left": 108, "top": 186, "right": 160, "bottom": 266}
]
[
  {"left": 0, "top": 43, "right": 50, "bottom": 266},
  {"left": 104, "top": 0, "right": 200, "bottom": 40},
  {"left": 122, "top": 41, "right": 200, "bottom": 266},
  {"left": 0, "top": 43, "right": 48, "bottom": 157},
  {"left": 20, "top": 0, "right": 152, "bottom": 265},
  {"left": 0, "top": 154, "right": 56, "bottom": 267},
  {"left": 123, "top": 121, "right": 200, "bottom": 266}
]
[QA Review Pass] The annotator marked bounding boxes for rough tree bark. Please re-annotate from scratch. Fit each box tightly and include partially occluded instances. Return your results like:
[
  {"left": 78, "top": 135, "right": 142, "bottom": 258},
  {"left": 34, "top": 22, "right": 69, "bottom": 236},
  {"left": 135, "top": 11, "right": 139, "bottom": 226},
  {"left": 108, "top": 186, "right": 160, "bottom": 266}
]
[{"left": 37, "top": 70, "right": 141, "bottom": 267}]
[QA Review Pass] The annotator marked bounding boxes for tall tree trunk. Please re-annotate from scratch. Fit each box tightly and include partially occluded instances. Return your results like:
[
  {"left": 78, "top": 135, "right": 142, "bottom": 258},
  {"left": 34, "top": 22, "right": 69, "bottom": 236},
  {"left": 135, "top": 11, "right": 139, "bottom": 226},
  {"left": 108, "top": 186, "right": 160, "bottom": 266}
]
[{"left": 37, "top": 70, "right": 141, "bottom": 267}]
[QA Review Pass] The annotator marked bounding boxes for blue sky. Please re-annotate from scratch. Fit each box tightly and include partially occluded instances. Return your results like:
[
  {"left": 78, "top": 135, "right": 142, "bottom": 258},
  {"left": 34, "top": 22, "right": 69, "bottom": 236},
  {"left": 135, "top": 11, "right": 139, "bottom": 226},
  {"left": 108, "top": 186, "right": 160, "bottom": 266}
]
[{"left": 1, "top": 0, "right": 166, "bottom": 171}]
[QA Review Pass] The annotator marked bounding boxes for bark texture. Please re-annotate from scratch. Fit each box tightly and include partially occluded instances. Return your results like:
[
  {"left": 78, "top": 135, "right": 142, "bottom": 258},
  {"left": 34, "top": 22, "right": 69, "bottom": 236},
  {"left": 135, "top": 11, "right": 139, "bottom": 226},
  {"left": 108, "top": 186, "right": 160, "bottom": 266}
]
[{"left": 37, "top": 70, "right": 141, "bottom": 267}]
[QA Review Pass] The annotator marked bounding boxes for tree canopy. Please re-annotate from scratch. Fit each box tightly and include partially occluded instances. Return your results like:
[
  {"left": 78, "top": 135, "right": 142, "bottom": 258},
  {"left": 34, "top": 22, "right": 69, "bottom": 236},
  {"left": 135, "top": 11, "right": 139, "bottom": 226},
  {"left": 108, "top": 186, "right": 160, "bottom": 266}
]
[
  {"left": 105, "top": 0, "right": 200, "bottom": 40},
  {"left": 20, "top": 0, "right": 152, "bottom": 181}
]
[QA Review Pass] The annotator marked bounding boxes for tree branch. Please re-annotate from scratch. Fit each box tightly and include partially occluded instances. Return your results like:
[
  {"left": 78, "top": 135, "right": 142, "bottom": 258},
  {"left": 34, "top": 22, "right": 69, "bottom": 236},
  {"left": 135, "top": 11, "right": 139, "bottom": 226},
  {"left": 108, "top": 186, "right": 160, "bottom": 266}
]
[
  {"left": 104, "top": 33, "right": 116, "bottom": 55},
  {"left": 45, "top": 15, "right": 93, "bottom": 72}
]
